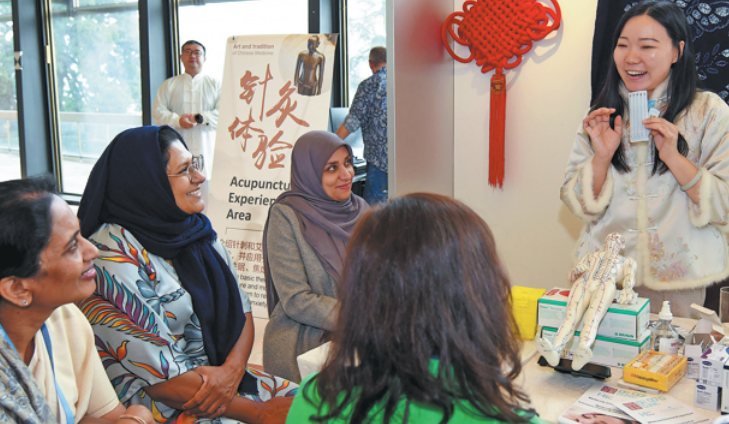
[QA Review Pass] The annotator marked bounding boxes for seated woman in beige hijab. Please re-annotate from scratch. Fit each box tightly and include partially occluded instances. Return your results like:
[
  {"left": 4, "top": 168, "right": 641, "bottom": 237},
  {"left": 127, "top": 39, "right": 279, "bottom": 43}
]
[{"left": 263, "top": 131, "right": 369, "bottom": 382}]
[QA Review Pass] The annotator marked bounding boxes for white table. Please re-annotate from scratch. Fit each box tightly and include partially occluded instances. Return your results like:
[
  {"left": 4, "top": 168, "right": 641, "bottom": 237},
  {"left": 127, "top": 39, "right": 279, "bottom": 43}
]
[
  {"left": 518, "top": 315, "right": 720, "bottom": 423},
  {"left": 292, "top": 316, "right": 721, "bottom": 423}
]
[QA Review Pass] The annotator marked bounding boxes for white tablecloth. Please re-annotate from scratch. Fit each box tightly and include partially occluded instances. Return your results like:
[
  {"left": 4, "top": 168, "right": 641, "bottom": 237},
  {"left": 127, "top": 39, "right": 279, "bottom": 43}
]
[
  {"left": 519, "top": 315, "right": 720, "bottom": 423},
  {"left": 294, "top": 316, "right": 720, "bottom": 423}
]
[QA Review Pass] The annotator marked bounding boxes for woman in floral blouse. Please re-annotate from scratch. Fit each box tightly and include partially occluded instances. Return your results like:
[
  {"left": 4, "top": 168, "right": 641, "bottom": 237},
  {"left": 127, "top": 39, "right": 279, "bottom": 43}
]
[{"left": 78, "top": 126, "right": 295, "bottom": 424}]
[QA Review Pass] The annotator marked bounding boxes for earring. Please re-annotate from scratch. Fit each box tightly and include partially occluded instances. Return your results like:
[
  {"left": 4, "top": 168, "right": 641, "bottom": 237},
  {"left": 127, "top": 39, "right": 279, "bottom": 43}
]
[{"left": 22, "top": 300, "right": 28, "bottom": 306}]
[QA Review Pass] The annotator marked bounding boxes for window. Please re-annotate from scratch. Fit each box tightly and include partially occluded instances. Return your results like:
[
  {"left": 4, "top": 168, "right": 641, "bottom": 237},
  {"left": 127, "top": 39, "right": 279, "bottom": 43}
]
[
  {"left": 346, "top": 0, "right": 385, "bottom": 105},
  {"left": 8, "top": 0, "right": 344, "bottom": 195},
  {"left": 178, "top": 0, "right": 308, "bottom": 83},
  {"left": 0, "top": 1, "right": 20, "bottom": 182},
  {"left": 48, "top": 0, "right": 142, "bottom": 194}
]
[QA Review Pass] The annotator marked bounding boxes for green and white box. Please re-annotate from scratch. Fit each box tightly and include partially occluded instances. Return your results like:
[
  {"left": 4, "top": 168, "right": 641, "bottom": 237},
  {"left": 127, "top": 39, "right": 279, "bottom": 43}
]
[
  {"left": 537, "top": 288, "right": 650, "bottom": 341},
  {"left": 541, "top": 327, "right": 651, "bottom": 368}
]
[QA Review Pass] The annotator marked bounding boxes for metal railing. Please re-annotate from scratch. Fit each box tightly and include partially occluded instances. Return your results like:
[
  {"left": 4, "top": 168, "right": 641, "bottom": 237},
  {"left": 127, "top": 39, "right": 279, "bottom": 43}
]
[
  {"left": 0, "top": 110, "right": 18, "bottom": 153},
  {"left": 0, "top": 110, "right": 142, "bottom": 159}
]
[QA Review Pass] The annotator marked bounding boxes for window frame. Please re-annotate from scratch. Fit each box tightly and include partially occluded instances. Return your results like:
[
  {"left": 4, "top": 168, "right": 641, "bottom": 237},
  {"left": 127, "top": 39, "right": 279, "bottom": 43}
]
[{"left": 9, "top": 0, "right": 344, "bottom": 203}]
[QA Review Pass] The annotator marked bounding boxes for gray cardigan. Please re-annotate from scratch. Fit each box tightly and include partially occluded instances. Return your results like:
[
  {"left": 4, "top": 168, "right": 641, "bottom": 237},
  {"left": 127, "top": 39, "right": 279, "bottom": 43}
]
[{"left": 263, "top": 204, "right": 338, "bottom": 382}]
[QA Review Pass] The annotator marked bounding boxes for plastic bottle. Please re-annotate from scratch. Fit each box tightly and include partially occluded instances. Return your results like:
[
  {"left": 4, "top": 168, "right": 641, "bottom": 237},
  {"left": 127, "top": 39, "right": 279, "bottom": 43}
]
[{"left": 652, "top": 300, "right": 680, "bottom": 354}]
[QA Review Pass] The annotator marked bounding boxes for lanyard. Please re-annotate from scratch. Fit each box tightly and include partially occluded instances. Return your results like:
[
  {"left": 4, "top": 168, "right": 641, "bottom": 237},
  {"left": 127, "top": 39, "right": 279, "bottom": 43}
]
[{"left": 0, "top": 322, "right": 76, "bottom": 424}]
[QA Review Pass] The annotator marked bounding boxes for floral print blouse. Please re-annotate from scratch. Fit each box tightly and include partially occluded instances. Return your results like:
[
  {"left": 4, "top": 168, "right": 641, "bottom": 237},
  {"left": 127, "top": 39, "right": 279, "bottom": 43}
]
[{"left": 79, "top": 224, "right": 295, "bottom": 424}]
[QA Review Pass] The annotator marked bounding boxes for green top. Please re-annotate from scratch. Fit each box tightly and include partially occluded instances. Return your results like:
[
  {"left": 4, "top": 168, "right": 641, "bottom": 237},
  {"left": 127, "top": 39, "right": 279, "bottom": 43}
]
[{"left": 286, "top": 366, "right": 548, "bottom": 424}]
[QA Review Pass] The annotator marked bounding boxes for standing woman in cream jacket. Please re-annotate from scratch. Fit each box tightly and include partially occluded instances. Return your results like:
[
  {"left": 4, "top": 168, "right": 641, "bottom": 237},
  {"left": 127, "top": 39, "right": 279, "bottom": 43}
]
[{"left": 561, "top": 1, "right": 729, "bottom": 317}]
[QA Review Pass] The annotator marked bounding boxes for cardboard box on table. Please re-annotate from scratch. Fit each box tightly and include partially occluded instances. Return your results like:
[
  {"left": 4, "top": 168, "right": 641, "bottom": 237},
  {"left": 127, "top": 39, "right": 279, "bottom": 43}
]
[
  {"left": 686, "top": 340, "right": 709, "bottom": 380},
  {"left": 699, "top": 346, "right": 729, "bottom": 387},
  {"left": 623, "top": 350, "right": 687, "bottom": 392},
  {"left": 541, "top": 327, "right": 651, "bottom": 368},
  {"left": 696, "top": 382, "right": 722, "bottom": 412},
  {"left": 687, "top": 304, "right": 725, "bottom": 380},
  {"left": 537, "top": 288, "right": 650, "bottom": 341},
  {"left": 684, "top": 304, "right": 729, "bottom": 412},
  {"left": 721, "top": 362, "right": 729, "bottom": 414}
]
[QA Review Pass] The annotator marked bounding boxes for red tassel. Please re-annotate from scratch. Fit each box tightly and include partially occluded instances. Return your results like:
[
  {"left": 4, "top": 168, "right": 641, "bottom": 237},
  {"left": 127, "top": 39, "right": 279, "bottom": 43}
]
[{"left": 489, "top": 73, "right": 506, "bottom": 188}]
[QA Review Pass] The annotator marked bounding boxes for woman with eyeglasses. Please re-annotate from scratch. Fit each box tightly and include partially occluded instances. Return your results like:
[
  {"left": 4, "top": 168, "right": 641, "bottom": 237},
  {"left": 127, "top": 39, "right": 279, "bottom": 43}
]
[
  {"left": 153, "top": 40, "right": 219, "bottom": 210},
  {"left": 77, "top": 126, "right": 295, "bottom": 424}
]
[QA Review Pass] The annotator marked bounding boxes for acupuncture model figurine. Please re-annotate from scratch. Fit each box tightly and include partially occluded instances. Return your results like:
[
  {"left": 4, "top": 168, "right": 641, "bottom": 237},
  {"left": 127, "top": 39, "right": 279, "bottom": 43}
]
[
  {"left": 536, "top": 232, "right": 637, "bottom": 371},
  {"left": 294, "top": 35, "right": 325, "bottom": 96}
]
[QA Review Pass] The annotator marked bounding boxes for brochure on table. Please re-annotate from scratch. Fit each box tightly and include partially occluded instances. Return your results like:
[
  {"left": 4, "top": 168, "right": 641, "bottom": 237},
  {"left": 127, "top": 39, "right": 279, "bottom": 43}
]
[
  {"left": 615, "top": 392, "right": 710, "bottom": 424},
  {"left": 559, "top": 384, "right": 710, "bottom": 424},
  {"left": 559, "top": 384, "right": 641, "bottom": 424}
]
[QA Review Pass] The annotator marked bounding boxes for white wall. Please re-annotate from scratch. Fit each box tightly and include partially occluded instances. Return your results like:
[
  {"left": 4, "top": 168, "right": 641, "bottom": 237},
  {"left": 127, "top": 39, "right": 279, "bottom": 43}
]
[
  {"left": 253, "top": 0, "right": 601, "bottom": 368},
  {"left": 388, "top": 0, "right": 455, "bottom": 197},
  {"left": 452, "top": 0, "right": 598, "bottom": 290}
]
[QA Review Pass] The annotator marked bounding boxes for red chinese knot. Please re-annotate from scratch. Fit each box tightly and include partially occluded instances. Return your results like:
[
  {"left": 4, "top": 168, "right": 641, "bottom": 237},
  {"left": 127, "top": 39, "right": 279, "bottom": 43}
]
[{"left": 442, "top": 0, "right": 561, "bottom": 188}]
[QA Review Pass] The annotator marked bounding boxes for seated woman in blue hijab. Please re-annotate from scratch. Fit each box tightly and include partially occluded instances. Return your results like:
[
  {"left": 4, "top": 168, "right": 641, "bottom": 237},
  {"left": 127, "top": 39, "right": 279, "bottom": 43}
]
[{"left": 77, "top": 126, "right": 295, "bottom": 424}]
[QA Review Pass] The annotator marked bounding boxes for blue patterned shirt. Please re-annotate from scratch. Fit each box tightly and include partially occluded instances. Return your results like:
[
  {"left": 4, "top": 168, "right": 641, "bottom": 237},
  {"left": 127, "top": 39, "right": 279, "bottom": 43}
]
[{"left": 344, "top": 66, "right": 387, "bottom": 172}]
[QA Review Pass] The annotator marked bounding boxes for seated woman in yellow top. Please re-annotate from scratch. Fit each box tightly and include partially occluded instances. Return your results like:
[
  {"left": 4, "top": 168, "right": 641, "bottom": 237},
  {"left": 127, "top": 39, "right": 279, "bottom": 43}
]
[
  {"left": 287, "top": 193, "right": 548, "bottom": 424},
  {"left": 0, "top": 176, "right": 152, "bottom": 424}
]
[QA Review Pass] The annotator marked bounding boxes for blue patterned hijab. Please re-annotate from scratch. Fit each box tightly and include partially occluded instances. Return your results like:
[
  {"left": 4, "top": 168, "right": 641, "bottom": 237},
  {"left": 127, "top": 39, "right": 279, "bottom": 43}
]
[{"left": 78, "top": 126, "right": 247, "bottom": 371}]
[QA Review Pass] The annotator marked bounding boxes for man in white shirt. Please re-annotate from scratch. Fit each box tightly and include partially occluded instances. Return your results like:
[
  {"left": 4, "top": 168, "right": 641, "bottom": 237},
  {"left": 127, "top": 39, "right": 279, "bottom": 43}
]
[{"left": 153, "top": 40, "right": 221, "bottom": 208}]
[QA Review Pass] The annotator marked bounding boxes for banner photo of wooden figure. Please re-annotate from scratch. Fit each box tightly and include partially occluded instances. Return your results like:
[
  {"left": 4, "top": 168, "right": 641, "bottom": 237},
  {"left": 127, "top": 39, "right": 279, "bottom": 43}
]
[
  {"left": 536, "top": 233, "right": 638, "bottom": 371},
  {"left": 442, "top": 0, "right": 561, "bottom": 188},
  {"left": 208, "top": 34, "right": 338, "bottom": 318}
]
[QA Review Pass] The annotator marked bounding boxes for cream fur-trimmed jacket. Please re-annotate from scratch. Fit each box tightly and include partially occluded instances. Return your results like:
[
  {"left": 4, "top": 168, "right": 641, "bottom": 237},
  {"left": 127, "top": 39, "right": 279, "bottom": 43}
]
[{"left": 561, "top": 81, "right": 729, "bottom": 292}]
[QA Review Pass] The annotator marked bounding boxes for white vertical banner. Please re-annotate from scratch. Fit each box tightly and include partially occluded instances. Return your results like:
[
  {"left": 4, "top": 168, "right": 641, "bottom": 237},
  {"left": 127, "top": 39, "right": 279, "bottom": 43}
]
[{"left": 209, "top": 34, "right": 338, "bottom": 318}]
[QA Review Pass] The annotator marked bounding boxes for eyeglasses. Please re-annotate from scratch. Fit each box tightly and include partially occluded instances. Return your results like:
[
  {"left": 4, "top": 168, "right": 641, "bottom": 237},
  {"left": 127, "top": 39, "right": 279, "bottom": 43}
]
[
  {"left": 182, "top": 49, "right": 204, "bottom": 57},
  {"left": 167, "top": 155, "right": 204, "bottom": 182}
]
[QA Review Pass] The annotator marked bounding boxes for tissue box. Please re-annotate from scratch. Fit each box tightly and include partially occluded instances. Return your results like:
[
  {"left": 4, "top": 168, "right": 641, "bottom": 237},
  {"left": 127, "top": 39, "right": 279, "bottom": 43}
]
[
  {"left": 537, "top": 288, "right": 650, "bottom": 341},
  {"left": 297, "top": 341, "right": 331, "bottom": 380},
  {"left": 512, "top": 286, "right": 546, "bottom": 340},
  {"left": 541, "top": 327, "right": 650, "bottom": 367}
]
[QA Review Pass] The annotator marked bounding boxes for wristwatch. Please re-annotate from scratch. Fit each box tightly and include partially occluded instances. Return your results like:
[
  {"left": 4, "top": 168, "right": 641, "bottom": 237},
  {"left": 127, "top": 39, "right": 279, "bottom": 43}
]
[{"left": 194, "top": 113, "right": 203, "bottom": 124}]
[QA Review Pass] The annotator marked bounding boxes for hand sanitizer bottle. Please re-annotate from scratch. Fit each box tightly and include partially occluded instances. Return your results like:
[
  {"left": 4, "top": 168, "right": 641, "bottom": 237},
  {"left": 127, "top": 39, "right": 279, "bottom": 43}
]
[{"left": 652, "top": 300, "right": 679, "bottom": 354}]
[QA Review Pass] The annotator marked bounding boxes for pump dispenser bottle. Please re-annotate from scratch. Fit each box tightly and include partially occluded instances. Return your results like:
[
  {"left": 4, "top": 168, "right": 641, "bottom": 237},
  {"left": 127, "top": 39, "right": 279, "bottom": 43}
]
[{"left": 652, "top": 300, "right": 680, "bottom": 354}]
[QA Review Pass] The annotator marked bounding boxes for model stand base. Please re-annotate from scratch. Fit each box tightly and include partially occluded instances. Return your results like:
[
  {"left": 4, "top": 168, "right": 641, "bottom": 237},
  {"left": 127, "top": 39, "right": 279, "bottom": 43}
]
[{"left": 537, "top": 356, "right": 611, "bottom": 380}]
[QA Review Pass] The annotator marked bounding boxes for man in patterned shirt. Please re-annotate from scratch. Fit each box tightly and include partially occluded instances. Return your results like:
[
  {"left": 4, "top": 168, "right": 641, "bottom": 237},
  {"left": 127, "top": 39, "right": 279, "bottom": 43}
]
[{"left": 336, "top": 46, "right": 387, "bottom": 205}]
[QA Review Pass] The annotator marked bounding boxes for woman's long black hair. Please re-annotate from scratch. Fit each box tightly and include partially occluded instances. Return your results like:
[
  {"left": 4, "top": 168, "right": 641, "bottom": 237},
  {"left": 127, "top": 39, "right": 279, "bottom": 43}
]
[
  {"left": 592, "top": 0, "right": 698, "bottom": 175},
  {"left": 304, "top": 193, "right": 531, "bottom": 424}
]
